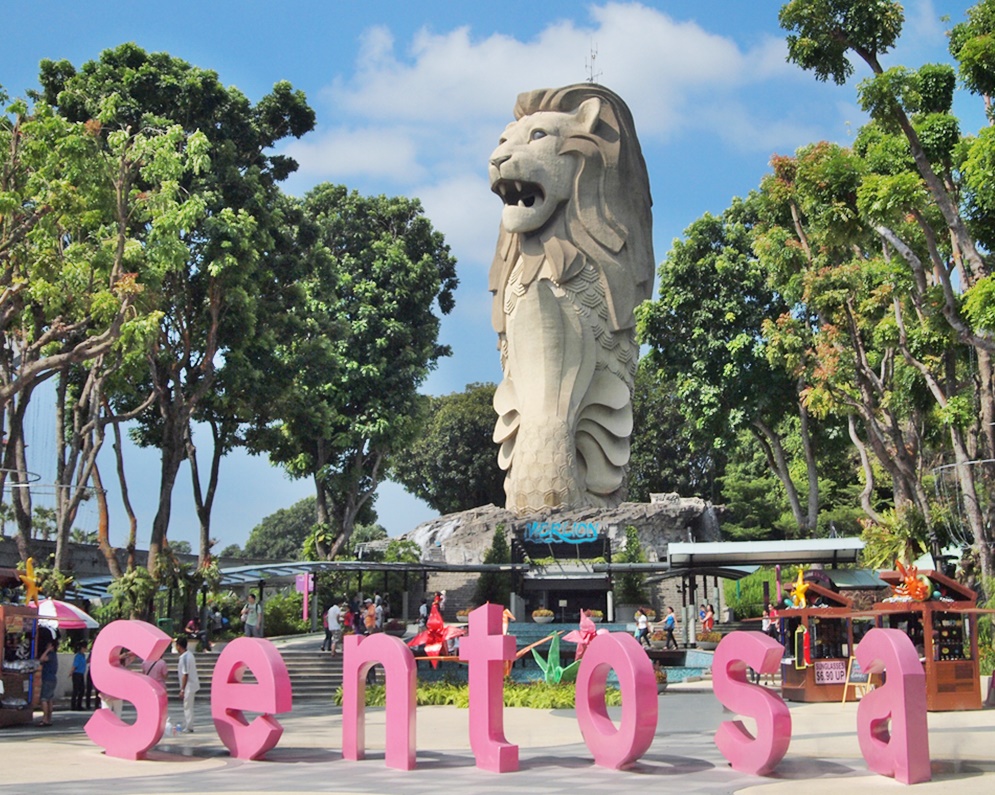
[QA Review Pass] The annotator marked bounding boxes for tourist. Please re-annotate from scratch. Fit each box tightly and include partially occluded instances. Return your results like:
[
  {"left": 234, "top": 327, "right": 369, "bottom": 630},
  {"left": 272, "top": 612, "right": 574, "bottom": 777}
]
[
  {"left": 71, "top": 641, "right": 87, "bottom": 711},
  {"left": 364, "top": 598, "right": 376, "bottom": 634},
  {"left": 326, "top": 601, "right": 342, "bottom": 656},
  {"left": 703, "top": 604, "right": 715, "bottom": 633},
  {"left": 374, "top": 600, "right": 384, "bottom": 630},
  {"left": 664, "top": 606, "right": 677, "bottom": 649},
  {"left": 185, "top": 616, "right": 211, "bottom": 651},
  {"left": 241, "top": 593, "right": 261, "bottom": 637},
  {"left": 37, "top": 627, "right": 58, "bottom": 727},
  {"left": 418, "top": 598, "right": 428, "bottom": 627},
  {"left": 321, "top": 603, "right": 333, "bottom": 651},
  {"left": 176, "top": 636, "right": 200, "bottom": 733},
  {"left": 635, "top": 608, "right": 649, "bottom": 648},
  {"left": 141, "top": 652, "right": 168, "bottom": 690}
]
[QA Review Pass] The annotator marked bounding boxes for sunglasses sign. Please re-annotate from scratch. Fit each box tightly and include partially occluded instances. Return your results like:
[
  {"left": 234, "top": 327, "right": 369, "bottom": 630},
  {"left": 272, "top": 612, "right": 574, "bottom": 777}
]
[{"left": 84, "top": 604, "right": 931, "bottom": 785}]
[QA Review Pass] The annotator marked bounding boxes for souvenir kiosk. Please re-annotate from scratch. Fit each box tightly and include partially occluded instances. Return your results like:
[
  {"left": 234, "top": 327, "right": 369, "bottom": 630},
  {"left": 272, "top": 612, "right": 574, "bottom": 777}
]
[
  {"left": 1, "top": 568, "right": 41, "bottom": 727},
  {"left": 779, "top": 581, "right": 858, "bottom": 703},
  {"left": 873, "top": 567, "right": 982, "bottom": 711}
]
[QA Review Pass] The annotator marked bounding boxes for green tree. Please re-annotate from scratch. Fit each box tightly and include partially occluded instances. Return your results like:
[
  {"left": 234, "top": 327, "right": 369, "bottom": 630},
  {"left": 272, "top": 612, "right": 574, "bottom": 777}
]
[
  {"left": 0, "top": 86, "right": 207, "bottom": 564},
  {"left": 636, "top": 198, "right": 821, "bottom": 532},
  {"left": 473, "top": 526, "right": 513, "bottom": 607},
  {"left": 613, "top": 526, "right": 648, "bottom": 604},
  {"left": 243, "top": 497, "right": 317, "bottom": 560},
  {"left": 628, "top": 361, "right": 722, "bottom": 502},
  {"left": 391, "top": 383, "right": 505, "bottom": 514},
  {"left": 254, "top": 184, "right": 457, "bottom": 560},
  {"left": 37, "top": 44, "right": 315, "bottom": 574}
]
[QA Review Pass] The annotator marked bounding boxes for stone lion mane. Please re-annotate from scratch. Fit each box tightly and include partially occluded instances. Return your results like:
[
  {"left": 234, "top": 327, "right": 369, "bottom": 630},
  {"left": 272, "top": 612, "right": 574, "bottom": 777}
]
[{"left": 488, "top": 83, "right": 654, "bottom": 336}]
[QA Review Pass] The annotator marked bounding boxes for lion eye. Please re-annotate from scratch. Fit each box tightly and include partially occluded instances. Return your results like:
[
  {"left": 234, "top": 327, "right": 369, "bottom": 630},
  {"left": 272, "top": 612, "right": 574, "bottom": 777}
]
[{"left": 530, "top": 129, "right": 547, "bottom": 141}]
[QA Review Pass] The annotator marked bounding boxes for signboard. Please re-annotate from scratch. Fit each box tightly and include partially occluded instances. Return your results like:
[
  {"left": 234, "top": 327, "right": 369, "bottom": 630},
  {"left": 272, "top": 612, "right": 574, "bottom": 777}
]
[
  {"left": 814, "top": 659, "right": 847, "bottom": 685},
  {"left": 524, "top": 520, "right": 600, "bottom": 544},
  {"left": 847, "top": 657, "right": 870, "bottom": 683}
]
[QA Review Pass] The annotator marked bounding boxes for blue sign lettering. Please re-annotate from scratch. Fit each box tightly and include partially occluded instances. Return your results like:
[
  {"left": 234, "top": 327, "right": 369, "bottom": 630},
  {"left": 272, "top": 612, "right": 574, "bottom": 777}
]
[{"left": 524, "top": 520, "right": 601, "bottom": 544}]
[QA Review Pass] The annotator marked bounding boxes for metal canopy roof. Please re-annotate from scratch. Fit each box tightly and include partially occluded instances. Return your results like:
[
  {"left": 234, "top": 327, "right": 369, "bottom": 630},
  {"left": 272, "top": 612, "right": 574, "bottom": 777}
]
[{"left": 667, "top": 538, "right": 863, "bottom": 568}]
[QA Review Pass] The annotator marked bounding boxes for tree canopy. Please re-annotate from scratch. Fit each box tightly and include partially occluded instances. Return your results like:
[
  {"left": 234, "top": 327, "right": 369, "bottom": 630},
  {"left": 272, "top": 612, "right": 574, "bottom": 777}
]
[{"left": 391, "top": 382, "right": 505, "bottom": 514}]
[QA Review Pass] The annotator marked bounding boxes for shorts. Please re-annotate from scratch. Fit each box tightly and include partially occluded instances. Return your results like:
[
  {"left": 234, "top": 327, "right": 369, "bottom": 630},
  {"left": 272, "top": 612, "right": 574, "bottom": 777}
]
[
  {"left": 41, "top": 677, "right": 57, "bottom": 701},
  {"left": 331, "top": 629, "right": 343, "bottom": 644}
]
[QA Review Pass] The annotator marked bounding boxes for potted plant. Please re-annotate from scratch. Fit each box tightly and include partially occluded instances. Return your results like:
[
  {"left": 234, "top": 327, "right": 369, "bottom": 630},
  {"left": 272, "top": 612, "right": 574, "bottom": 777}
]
[
  {"left": 456, "top": 608, "right": 473, "bottom": 621},
  {"left": 642, "top": 607, "right": 656, "bottom": 621},
  {"left": 649, "top": 629, "right": 668, "bottom": 650},
  {"left": 532, "top": 608, "right": 555, "bottom": 624},
  {"left": 696, "top": 631, "right": 723, "bottom": 650},
  {"left": 586, "top": 609, "right": 603, "bottom": 624},
  {"left": 654, "top": 665, "right": 668, "bottom": 694}
]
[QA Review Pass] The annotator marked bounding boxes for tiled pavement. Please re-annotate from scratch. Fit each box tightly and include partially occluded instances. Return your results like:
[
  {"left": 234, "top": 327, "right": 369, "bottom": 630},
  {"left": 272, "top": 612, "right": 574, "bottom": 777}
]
[{"left": 2, "top": 691, "right": 994, "bottom": 794}]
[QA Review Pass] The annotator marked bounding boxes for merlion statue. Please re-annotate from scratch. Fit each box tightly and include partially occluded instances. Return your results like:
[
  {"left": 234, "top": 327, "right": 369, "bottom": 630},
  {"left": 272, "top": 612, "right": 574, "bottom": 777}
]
[{"left": 488, "top": 84, "right": 654, "bottom": 513}]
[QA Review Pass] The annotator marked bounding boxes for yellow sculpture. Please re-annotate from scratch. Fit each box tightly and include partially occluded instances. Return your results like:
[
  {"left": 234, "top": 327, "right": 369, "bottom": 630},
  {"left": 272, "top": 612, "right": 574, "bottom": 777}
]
[
  {"left": 18, "top": 557, "right": 40, "bottom": 605},
  {"left": 791, "top": 567, "right": 811, "bottom": 609}
]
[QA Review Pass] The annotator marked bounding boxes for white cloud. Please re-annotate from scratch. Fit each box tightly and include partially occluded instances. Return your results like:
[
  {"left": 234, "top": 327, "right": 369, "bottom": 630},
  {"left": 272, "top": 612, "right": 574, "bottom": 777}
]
[
  {"left": 283, "top": 125, "right": 425, "bottom": 184},
  {"left": 413, "top": 173, "right": 499, "bottom": 271}
]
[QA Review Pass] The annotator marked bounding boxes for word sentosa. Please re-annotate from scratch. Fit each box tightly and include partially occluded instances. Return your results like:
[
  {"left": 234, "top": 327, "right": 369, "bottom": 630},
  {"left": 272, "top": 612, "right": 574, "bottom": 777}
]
[{"left": 86, "top": 604, "right": 931, "bottom": 785}]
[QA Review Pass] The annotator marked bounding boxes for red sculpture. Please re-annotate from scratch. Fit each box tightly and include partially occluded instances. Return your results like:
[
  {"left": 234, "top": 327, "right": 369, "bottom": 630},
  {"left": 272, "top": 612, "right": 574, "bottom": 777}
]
[{"left": 407, "top": 599, "right": 465, "bottom": 668}]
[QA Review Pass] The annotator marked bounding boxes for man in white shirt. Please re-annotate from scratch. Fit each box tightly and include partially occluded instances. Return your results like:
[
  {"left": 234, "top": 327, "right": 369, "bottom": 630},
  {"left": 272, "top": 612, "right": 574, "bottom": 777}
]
[
  {"left": 175, "top": 636, "right": 200, "bottom": 733},
  {"left": 327, "top": 601, "right": 342, "bottom": 656}
]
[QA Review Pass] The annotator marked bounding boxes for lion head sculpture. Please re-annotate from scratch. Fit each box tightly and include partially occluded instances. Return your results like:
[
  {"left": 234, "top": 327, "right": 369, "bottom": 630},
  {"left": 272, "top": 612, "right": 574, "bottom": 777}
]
[
  {"left": 488, "top": 83, "right": 654, "bottom": 337},
  {"left": 488, "top": 85, "right": 654, "bottom": 513}
]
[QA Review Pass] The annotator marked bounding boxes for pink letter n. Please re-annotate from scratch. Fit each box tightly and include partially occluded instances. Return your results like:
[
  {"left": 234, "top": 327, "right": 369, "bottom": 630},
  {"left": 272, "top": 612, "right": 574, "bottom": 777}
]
[{"left": 342, "top": 633, "right": 417, "bottom": 770}]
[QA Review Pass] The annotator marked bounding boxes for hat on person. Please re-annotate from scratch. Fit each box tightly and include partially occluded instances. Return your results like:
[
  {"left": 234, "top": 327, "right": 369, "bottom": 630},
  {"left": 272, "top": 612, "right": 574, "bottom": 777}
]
[{"left": 364, "top": 598, "right": 372, "bottom": 604}]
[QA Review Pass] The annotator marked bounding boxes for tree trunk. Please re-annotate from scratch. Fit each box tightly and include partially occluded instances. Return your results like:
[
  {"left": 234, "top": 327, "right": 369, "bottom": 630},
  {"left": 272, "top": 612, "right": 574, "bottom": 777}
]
[
  {"left": 750, "top": 419, "right": 806, "bottom": 532},
  {"left": 91, "top": 463, "right": 123, "bottom": 579},
  {"left": 796, "top": 389, "right": 820, "bottom": 532}
]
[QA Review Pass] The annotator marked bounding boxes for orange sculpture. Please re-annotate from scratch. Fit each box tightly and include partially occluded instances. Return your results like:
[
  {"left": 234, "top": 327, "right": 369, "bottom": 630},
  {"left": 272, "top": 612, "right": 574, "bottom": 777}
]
[{"left": 892, "top": 561, "right": 930, "bottom": 601}]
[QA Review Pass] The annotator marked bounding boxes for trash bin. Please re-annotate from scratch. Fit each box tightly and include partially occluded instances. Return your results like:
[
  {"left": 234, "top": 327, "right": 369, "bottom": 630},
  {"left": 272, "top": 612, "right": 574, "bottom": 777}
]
[{"left": 156, "top": 617, "right": 174, "bottom": 635}]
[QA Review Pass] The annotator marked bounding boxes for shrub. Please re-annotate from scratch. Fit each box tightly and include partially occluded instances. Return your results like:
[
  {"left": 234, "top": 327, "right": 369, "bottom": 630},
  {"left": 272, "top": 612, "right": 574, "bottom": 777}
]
[
  {"left": 261, "top": 591, "right": 309, "bottom": 636},
  {"left": 333, "top": 681, "right": 623, "bottom": 708}
]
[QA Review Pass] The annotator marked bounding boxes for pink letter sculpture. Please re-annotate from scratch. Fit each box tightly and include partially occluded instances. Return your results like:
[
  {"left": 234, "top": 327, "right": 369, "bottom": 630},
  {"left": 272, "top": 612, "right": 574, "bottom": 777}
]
[
  {"left": 459, "top": 602, "right": 520, "bottom": 772},
  {"left": 574, "top": 632, "right": 657, "bottom": 769},
  {"left": 712, "top": 631, "right": 792, "bottom": 775},
  {"left": 84, "top": 619, "right": 171, "bottom": 760},
  {"left": 211, "top": 637, "right": 292, "bottom": 760},
  {"left": 855, "top": 628, "right": 931, "bottom": 785},
  {"left": 342, "top": 632, "right": 418, "bottom": 770}
]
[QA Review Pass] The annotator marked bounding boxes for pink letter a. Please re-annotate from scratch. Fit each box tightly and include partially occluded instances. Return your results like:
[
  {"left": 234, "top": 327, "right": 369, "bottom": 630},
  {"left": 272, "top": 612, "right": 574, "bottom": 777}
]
[{"left": 855, "top": 628, "right": 931, "bottom": 785}]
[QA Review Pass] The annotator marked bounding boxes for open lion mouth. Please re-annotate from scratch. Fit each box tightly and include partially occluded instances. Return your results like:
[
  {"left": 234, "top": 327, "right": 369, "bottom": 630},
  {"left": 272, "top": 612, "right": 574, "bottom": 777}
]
[{"left": 493, "top": 179, "right": 544, "bottom": 209}]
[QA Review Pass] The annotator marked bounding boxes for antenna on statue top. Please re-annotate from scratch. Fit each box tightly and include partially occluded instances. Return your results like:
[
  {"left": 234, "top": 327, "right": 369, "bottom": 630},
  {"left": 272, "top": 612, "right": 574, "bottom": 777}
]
[{"left": 585, "top": 41, "right": 602, "bottom": 84}]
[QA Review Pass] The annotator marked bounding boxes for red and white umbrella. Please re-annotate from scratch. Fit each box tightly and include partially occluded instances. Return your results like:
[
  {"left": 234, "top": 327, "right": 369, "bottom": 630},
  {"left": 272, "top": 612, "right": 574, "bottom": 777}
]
[{"left": 31, "top": 598, "right": 99, "bottom": 630}]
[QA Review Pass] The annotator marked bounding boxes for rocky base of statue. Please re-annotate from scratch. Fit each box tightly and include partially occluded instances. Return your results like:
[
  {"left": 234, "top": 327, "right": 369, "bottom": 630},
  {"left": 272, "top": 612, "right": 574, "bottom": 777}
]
[{"left": 404, "top": 494, "right": 721, "bottom": 568}]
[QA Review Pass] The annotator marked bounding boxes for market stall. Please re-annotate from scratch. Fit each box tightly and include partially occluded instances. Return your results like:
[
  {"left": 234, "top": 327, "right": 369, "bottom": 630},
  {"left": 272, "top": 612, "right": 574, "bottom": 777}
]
[
  {"left": 0, "top": 600, "right": 40, "bottom": 727},
  {"left": 778, "top": 581, "right": 858, "bottom": 703},
  {"left": 873, "top": 566, "right": 982, "bottom": 711}
]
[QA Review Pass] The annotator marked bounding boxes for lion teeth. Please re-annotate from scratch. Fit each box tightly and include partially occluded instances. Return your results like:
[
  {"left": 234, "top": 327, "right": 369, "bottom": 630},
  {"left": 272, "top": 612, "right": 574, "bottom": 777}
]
[
  {"left": 514, "top": 181, "right": 522, "bottom": 193},
  {"left": 498, "top": 183, "right": 508, "bottom": 197}
]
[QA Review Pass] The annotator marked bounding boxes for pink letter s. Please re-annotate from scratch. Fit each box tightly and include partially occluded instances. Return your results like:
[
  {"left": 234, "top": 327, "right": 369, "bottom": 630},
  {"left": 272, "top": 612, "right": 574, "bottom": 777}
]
[
  {"left": 84, "top": 619, "right": 171, "bottom": 760},
  {"left": 712, "top": 631, "right": 791, "bottom": 775},
  {"left": 855, "top": 628, "right": 931, "bottom": 785},
  {"left": 211, "top": 637, "right": 292, "bottom": 760}
]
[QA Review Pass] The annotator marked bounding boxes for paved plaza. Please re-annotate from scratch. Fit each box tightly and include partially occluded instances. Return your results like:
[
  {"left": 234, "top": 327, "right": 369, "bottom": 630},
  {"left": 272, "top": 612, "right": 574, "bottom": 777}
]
[{"left": 1, "top": 676, "right": 994, "bottom": 794}]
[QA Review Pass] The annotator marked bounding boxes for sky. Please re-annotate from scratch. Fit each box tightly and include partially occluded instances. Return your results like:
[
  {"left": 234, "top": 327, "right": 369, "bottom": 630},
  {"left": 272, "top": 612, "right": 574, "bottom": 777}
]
[{"left": 0, "top": 1, "right": 984, "bottom": 553}]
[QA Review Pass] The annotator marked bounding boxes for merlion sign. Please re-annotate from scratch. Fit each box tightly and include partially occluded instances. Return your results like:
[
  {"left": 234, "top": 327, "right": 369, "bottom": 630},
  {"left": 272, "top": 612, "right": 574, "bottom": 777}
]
[
  {"left": 84, "top": 608, "right": 932, "bottom": 785},
  {"left": 524, "top": 519, "right": 600, "bottom": 544}
]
